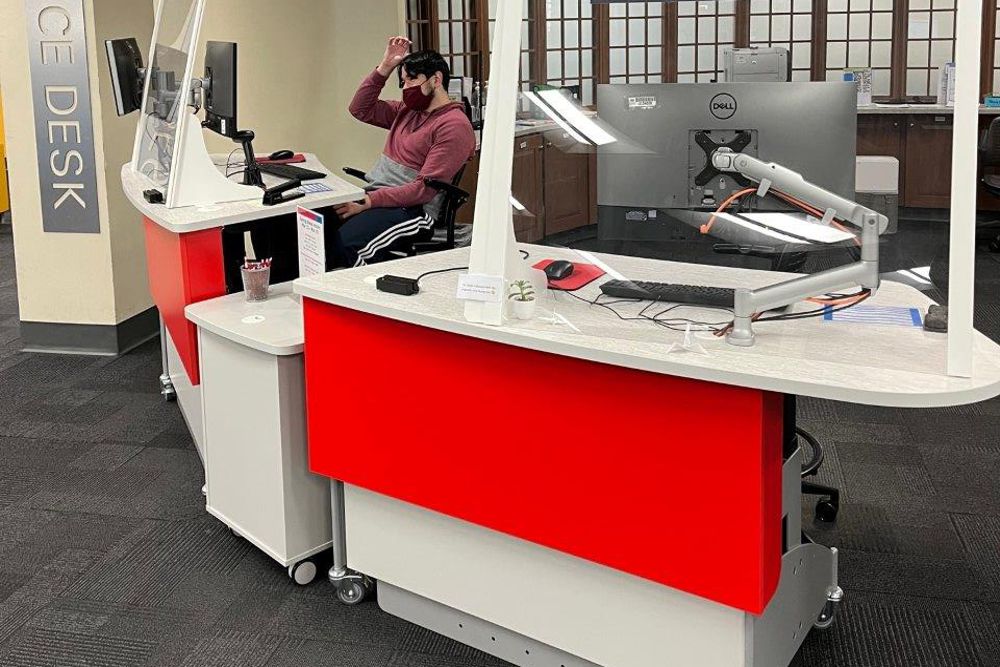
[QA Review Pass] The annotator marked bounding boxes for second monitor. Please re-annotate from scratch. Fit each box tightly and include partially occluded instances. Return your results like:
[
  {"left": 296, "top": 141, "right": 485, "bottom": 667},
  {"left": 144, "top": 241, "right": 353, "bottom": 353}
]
[{"left": 596, "top": 82, "right": 857, "bottom": 241}]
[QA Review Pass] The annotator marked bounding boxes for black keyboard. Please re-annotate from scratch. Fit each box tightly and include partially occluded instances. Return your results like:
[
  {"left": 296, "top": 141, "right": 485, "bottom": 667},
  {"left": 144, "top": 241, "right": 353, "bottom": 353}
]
[
  {"left": 600, "top": 280, "right": 735, "bottom": 308},
  {"left": 257, "top": 163, "right": 327, "bottom": 181}
]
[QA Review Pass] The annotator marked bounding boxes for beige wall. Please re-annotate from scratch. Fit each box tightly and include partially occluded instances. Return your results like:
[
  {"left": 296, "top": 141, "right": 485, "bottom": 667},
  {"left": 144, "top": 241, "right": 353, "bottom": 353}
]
[
  {"left": 0, "top": 0, "right": 154, "bottom": 326},
  {"left": 196, "top": 0, "right": 405, "bottom": 176},
  {"left": 0, "top": 0, "right": 402, "bottom": 329}
]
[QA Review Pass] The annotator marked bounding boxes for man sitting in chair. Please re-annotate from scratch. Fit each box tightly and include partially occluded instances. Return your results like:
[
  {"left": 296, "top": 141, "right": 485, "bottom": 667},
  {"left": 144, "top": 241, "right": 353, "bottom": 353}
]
[{"left": 332, "top": 37, "right": 476, "bottom": 268}]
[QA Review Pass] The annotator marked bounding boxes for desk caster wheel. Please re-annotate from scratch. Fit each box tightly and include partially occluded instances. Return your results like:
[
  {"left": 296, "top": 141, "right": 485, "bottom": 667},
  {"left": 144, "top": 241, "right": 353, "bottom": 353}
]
[
  {"left": 814, "top": 600, "right": 838, "bottom": 630},
  {"left": 336, "top": 578, "right": 369, "bottom": 605},
  {"left": 815, "top": 498, "right": 839, "bottom": 523},
  {"left": 288, "top": 560, "right": 317, "bottom": 586}
]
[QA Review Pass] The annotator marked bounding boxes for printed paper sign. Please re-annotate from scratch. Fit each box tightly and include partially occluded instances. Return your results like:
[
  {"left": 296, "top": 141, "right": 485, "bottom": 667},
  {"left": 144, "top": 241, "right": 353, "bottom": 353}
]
[
  {"left": 297, "top": 207, "right": 326, "bottom": 278},
  {"left": 457, "top": 274, "right": 505, "bottom": 304}
]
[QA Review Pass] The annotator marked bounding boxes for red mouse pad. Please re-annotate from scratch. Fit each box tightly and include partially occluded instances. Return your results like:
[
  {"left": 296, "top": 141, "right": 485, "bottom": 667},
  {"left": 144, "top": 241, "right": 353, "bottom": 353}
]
[{"left": 533, "top": 259, "right": 606, "bottom": 291}]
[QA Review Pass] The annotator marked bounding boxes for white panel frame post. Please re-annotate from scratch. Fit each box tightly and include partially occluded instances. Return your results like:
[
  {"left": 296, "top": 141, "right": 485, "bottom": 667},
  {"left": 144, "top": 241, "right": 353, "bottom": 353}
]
[
  {"left": 947, "top": 0, "right": 983, "bottom": 378},
  {"left": 464, "top": 0, "right": 527, "bottom": 325}
]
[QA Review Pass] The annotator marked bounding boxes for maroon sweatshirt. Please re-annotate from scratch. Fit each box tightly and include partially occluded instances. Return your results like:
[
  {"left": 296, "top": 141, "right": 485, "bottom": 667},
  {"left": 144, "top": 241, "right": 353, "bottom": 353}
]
[{"left": 349, "top": 70, "right": 476, "bottom": 213}]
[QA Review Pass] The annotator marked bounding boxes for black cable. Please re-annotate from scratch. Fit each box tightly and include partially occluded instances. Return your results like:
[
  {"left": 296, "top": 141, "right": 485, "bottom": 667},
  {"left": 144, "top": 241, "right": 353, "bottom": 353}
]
[
  {"left": 797, "top": 427, "right": 824, "bottom": 477},
  {"left": 415, "top": 266, "right": 467, "bottom": 283},
  {"left": 754, "top": 291, "right": 872, "bottom": 324}
]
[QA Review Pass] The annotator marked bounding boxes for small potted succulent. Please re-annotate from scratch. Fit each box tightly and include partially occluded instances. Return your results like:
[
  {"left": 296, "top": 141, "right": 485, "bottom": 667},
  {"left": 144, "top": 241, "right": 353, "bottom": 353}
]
[{"left": 508, "top": 279, "right": 537, "bottom": 320}]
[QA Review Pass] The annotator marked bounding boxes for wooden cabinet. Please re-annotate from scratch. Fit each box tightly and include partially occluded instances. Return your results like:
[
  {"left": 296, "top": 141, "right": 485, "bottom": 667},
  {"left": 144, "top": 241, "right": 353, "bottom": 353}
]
[
  {"left": 542, "top": 137, "right": 595, "bottom": 236},
  {"left": 511, "top": 134, "right": 545, "bottom": 242},
  {"left": 857, "top": 115, "right": 904, "bottom": 160},
  {"left": 457, "top": 131, "right": 596, "bottom": 242},
  {"left": 904, "top": 114, "right": 954, "bottom": 209}
]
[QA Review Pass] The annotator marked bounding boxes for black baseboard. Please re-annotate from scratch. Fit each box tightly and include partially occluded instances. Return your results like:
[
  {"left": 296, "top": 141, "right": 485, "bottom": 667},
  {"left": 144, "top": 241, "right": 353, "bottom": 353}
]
[{"left": 20, "top": 307, "right": 160, "bottom": 357}]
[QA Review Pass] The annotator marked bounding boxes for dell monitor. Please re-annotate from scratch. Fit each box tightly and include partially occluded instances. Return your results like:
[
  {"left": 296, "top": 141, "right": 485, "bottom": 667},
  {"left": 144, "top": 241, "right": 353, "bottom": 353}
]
[
  {"left": 596, "top": 82, "right": 858, "bottom": 242},
  {"left": 203, "top": 41, "right": 238, "bottom": 139},
  {"left": 105, "top": 38, "right": 145, "bottom": 116}
]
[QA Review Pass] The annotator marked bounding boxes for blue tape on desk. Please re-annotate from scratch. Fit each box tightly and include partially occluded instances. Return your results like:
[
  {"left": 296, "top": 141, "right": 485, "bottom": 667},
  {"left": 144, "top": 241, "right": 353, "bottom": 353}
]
[{"left": 823, "top": 305, "right": 923, "bottom": 327}]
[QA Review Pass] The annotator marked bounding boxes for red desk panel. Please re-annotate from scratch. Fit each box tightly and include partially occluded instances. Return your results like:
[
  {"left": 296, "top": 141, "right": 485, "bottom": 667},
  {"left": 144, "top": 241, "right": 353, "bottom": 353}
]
[
  {"left": 303, "top": 300, "right": 783, "bottom": 614},
  {"left": 143, "top": 219, "right": 226, "bottom": 385}
]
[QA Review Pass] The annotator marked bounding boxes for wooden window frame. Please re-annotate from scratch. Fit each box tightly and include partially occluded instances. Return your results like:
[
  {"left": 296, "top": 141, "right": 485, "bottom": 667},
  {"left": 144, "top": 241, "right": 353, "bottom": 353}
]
[{"left": 405, "top": 0, "right": 998, "bottom": 106}]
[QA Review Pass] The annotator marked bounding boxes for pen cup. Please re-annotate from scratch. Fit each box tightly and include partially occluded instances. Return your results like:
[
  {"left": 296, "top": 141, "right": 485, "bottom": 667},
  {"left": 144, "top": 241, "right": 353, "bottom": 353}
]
[{"left": 241, "top": 265, "right": 271, "bottom": 302}]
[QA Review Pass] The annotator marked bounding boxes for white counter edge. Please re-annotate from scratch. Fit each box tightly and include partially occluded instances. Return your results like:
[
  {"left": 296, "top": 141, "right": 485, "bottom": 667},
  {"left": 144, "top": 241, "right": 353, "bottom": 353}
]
[{"left": 293, "top": 282, "right": 1000, "bottom": 409}]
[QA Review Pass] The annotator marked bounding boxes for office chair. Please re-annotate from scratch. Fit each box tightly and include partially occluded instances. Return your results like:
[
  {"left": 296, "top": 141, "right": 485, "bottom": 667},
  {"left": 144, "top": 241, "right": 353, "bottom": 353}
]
[
  {"left": 979, "top": 117, "right": 1000, "bottom": 253},
  {"left": 785, "top": 396, "right": 839, "bottom": 524},
  {"left": 341, "top": 165, "right": 471, "bottom": 256}
]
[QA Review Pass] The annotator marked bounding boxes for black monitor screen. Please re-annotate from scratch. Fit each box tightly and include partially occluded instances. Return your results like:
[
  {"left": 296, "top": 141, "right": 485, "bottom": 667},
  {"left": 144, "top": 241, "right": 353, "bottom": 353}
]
[
  {"left": 204, "top": 41, "right": 237, "bottom": 138},
  {"left": 105, "top": 38, "right": 144, "bottom": 116}
]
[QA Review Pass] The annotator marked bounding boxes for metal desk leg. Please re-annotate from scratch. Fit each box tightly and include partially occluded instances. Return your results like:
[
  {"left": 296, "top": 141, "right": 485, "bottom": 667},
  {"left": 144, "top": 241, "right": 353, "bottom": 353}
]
[
  {"left": 159, "top": 318, "right": 177, "bottom": 402},
  {"left": 328, "top": 479, "right": 374, "bottom": 605}
]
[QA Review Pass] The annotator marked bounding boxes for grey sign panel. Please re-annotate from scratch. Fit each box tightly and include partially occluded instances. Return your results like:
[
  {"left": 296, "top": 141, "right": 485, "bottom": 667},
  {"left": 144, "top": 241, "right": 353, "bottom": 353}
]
[{"left": 25, "top": 0, "right": 101, "bottom": 233}]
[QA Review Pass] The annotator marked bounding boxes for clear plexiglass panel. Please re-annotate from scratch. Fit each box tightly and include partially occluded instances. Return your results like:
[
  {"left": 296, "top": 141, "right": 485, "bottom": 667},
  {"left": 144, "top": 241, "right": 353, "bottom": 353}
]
[
  {"left": 479, "top": 15, "right": 951, "bottom": 379},
  {"left": 132, "top": 0, "right": 201, "bottom": 191}
]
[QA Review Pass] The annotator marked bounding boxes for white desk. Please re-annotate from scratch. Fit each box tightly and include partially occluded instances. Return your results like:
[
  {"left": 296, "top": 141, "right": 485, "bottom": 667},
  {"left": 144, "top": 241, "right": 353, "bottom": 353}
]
[
  {"left": 293, "top": 245, "right": 1000, "bottom": 667},
  {"left": 121, "top": 153, "right": 364, "bottom": 233}
]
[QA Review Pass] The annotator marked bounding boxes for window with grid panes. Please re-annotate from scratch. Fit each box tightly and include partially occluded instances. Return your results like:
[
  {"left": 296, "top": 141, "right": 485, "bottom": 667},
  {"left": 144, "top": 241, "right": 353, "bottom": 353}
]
[
  {"left": 488, "top": 0, "right": 536, "bottom": 92},
  {"left": 676, "top": 0, "right": 737, "bottom": 83},
  {"left": 905, "top": 0, "right": 956, "bottom": 99},
  {"left": 825, "top": 0, "right": 894, "bottom": 98},
  {"left": 608, "top": 2, "right": 666, "bottom": 84},
  {"left": 405, "top": 0, "right": 435, "bottom": 52},
  {"left": 995, "top": 5, "right": 1000, "bottom": 95},
  {"left": 545, "top": 0, "right": 597, "bottom": 105},
  {"left": 748, "top": 0, "right": 813, "bottom": 82},
  {"left": 432, "top": 0, "right": 486, "bottom": 83}
]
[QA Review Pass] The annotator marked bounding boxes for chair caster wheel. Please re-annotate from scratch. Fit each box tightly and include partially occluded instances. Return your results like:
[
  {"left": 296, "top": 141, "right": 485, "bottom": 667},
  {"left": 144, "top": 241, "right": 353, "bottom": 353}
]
[
  {"left": 815, "top": 499, "right": 839, "bottom": 523},
  {"left": 288, "top": 560, "right": 318, "bottom": 586},
  {"left": 336, "top": 579, "right": 369, "bottom": 605},
  {"left": 814, "top": 600, "right": 838, "bottom": 630}
]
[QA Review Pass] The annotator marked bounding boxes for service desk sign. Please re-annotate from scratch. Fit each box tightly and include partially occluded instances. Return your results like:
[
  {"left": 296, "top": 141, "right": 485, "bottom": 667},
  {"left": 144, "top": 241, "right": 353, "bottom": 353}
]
[{"left": 25, "top": 0, "right": 100, "bottom": 233}]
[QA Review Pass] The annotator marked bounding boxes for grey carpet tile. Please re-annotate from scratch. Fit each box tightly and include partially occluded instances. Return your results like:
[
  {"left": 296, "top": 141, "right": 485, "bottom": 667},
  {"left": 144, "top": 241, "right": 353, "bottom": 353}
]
[
  {"left": 384, "top": 649, "right": 509, "bottom": 667},
  {"left": 63, "top": 519, "right": 253, "bottom": 608},
  {"left": 265, "top": 639, "right": 395, "bottom": 667},
  {"left": 0, "top": 627, "right": 157, "bottom": 667},
  {"left": 267, "top": 592, "right": 413, "bottom": 649},
  {"left": 903, "top": 413, "right": 1000, "bottom": 449},
  {"left": 0, "top": 549, "right": 102, "bottom": 645},
  {"left": 792, "top": 592, "right": 987, "bottom": 667},
  {"left": 176, "top": 629, "right": 285, "bottom": 667},
  {"left": 802, "top": 504, "right": 967, "bottom": 561},
  {"left": 837, "top": 549, "right": 988, "bottom": 604},
  {"left": 67, "top": 443, "right": 145, "bottom": 471},
  {"left": 951, "top": 514, "right": 1000, "bottom": 594}
]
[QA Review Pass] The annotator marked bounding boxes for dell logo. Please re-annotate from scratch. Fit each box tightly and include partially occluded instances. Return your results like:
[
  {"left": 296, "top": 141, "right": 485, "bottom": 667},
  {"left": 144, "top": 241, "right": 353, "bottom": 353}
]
[{"left": 710, "top": 93, "right": 738, "bottom": 120}]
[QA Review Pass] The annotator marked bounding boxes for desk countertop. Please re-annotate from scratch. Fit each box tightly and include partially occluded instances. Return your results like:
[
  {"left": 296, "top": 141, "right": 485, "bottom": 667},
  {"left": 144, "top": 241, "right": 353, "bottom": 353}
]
[
  {"left": 186, "top": 283, "right": 303, "bottom": 356},
  {"left": 121, "top": 154, "right": 365, "bottom": 234},
  {"left": 294, "top": 246, "right": 1000, "bottom": 408}
]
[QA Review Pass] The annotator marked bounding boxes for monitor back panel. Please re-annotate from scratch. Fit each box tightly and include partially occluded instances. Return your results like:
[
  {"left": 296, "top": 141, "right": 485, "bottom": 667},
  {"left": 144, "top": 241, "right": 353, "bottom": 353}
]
[{"left": 596, "top": 82, "right": 857, "bottom": 212}]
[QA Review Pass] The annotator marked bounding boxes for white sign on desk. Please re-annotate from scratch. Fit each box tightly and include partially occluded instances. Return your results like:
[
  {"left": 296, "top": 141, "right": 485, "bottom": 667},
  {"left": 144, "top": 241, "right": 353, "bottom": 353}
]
[
  {"left": 297, "top": 207, "right": 326, "bottom": 278},
  {"left": 457, "top": 274, "right": 505, "bottom": 304}
]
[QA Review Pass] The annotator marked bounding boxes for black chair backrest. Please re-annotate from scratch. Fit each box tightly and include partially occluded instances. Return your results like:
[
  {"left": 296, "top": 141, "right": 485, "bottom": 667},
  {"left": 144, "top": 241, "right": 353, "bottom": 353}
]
[{"left": 981, "top": 118, "right": 1000, "bottom": 168}]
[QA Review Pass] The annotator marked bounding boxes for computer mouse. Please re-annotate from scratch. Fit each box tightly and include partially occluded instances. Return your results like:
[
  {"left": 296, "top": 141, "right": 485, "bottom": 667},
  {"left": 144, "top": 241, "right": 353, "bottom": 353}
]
[
  {"left": 268, "top": 149, "right": 295, "bottom": 161},
  {"left": 545, "top": 260, "right": 575, "bottom": 281}
]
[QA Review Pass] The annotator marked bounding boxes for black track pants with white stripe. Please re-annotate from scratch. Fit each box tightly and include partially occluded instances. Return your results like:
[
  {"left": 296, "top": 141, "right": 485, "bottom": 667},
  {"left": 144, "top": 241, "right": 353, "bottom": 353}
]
[{"left": 329, "top": 206, "right": 435, "bottom": 269}]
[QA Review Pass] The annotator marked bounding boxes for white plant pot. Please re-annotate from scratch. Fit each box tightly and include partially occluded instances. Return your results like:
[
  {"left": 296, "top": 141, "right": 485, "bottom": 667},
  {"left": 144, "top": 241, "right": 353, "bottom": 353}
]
[{"left": 511, "top": 298, "right": 537, "bottom": 320}]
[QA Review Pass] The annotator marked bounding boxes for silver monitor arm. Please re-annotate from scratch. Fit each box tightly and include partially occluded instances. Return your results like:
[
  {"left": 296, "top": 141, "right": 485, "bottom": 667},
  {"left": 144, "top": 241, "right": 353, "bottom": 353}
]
[{"left": 710, "top": 148, "right": 890, "bottom": 347}]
